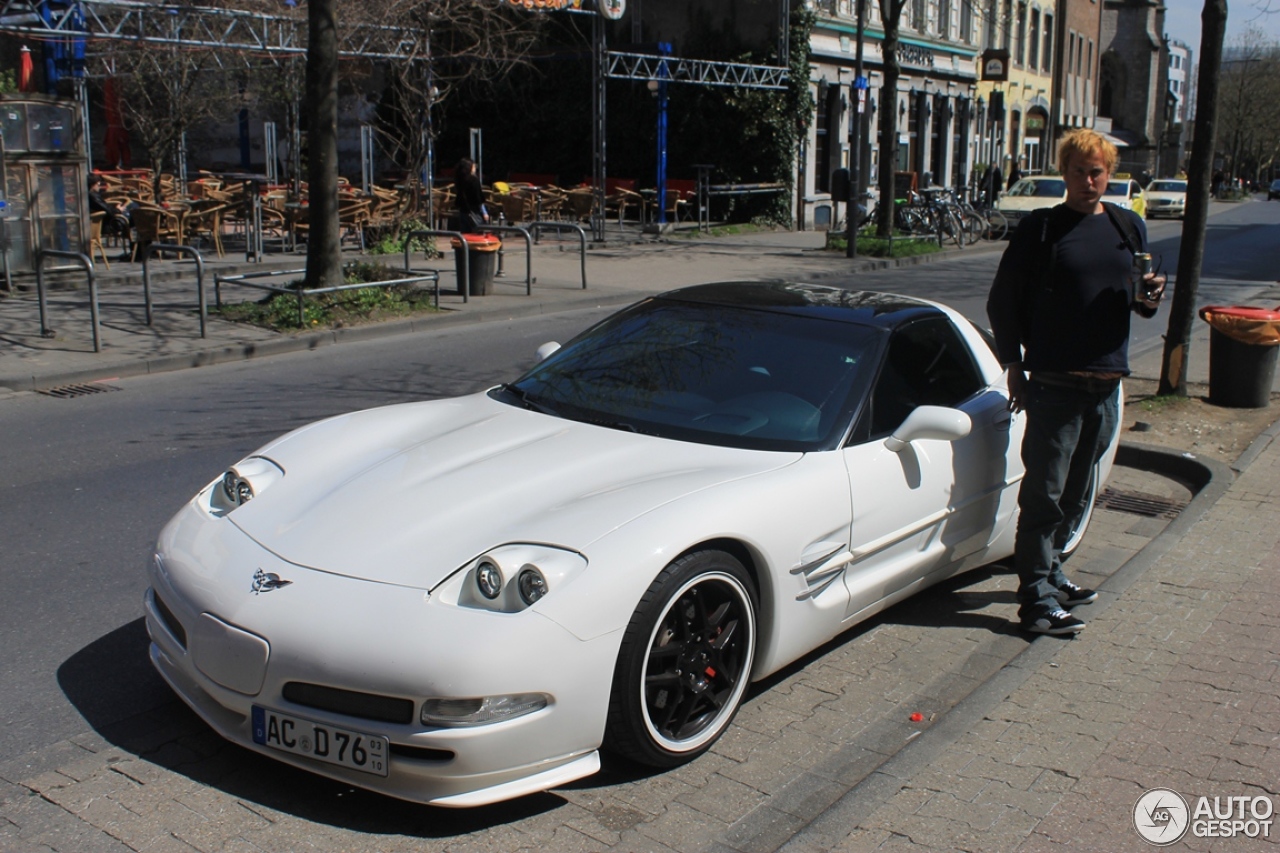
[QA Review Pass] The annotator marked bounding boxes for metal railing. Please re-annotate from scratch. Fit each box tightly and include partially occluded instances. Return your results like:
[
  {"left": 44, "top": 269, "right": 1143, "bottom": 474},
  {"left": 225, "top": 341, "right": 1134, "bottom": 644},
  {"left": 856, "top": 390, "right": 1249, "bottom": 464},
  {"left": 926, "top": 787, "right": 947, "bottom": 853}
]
[
  {"left": 140, "top": 243, "right": 208, "bottom": 337},
  {"left": 403, "top": 225, "right": 588, "bottom": 296},
  {"left": 695, "top": 178, "right": 788, "bottom": 231},
  {"left": 404, "top": 229, "right": 469, "bottom": 303},
  {"left": 214, "top": 267, "right": 441, "bottom": 326},
  {"left": 34, "top": 250, "right": 100, "bottom": 353}
]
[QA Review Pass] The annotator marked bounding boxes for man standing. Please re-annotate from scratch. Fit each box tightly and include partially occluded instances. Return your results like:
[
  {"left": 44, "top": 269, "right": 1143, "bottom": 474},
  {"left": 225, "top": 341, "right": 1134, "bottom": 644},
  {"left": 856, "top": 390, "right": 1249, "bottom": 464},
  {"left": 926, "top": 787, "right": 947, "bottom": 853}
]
[{"left": 987, "top": 129, "right": 1166, "bottom": 636}]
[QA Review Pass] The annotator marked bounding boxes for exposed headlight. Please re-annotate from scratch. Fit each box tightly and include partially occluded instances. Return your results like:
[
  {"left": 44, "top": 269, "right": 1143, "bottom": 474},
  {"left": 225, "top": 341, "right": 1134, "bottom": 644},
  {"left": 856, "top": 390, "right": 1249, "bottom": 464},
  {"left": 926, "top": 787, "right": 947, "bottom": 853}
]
[
  {"left": 475, "top": 561, "right": 503, "bottom": 600},
  {"left": 435, "top": 544, "right": 587, "bottom": 613},
  {"left": 518, "top": 568, "right": 547, "bottom": 605},
  {"left": 209, "top": 456, "right": 284, "bottom": 514},
  {"left": 420, "top": 693, "right": 549, "bottom": 727}
]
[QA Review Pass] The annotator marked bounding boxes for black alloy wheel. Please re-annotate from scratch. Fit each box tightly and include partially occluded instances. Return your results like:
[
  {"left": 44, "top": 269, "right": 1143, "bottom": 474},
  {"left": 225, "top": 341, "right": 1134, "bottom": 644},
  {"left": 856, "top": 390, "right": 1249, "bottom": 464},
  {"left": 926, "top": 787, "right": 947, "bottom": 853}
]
[{"left": 606, "top": 550, "right": 757, "bottom": 767}]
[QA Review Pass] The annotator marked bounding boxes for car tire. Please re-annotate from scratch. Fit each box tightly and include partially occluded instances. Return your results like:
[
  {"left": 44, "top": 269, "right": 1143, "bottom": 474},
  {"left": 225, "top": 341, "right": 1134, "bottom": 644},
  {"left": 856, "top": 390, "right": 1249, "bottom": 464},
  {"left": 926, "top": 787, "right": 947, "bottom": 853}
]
[
  {"left": 605, "top": 550, "right": 757, "bottom": 768},
  {"left": 1060, "top": 463, "right": 1101, "bottom": 559}
]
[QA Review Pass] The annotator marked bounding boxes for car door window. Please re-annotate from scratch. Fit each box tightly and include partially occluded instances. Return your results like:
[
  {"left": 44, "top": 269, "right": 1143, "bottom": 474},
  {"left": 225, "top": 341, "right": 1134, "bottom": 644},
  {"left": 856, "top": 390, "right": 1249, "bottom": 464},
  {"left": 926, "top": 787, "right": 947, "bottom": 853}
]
[{"left": 862, "top": 317, "right": 984, "bottom": 440}]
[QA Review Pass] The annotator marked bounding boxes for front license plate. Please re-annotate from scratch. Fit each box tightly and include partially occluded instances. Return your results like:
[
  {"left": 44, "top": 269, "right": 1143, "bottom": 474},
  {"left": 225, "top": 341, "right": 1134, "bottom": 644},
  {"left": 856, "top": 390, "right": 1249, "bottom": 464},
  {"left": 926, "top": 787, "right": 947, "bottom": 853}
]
[{"left": 252, "top": 706, "right": 389, "bottom": 777}]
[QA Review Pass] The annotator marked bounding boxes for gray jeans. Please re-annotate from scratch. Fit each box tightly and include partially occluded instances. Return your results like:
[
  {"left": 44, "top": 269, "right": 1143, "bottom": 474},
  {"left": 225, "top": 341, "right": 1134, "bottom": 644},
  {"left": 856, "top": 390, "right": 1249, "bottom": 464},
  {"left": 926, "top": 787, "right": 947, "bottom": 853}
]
[{"left": 1014, "top": 377, "right": 1120, "bottom": 620}]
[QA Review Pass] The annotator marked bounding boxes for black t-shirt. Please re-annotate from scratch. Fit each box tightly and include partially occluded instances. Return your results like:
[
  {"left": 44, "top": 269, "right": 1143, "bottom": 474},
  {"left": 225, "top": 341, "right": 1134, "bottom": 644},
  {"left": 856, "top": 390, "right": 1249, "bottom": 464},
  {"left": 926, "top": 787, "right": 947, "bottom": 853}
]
[{"left": 987, "top": 203, "right": 1151, "bottom": 374}]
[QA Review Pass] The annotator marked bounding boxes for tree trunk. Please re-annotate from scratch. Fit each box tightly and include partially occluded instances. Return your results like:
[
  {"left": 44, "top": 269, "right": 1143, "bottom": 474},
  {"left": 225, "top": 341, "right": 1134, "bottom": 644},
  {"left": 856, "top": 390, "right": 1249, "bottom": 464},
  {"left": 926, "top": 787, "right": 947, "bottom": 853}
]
[
  {"left": 875, "top": 0, "right": 905, "bottom": 239},
  {"left": 304, "top": 0, "right": 342, "bottom": 290},
  {"left": 1158, "top": 0, "right": 1228, "bottom": 396}
]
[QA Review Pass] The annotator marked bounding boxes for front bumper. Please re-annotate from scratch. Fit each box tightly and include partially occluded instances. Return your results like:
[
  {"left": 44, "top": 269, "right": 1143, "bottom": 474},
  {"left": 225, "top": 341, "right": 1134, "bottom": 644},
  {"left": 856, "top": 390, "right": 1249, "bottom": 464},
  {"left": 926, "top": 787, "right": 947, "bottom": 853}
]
[{"left": 144, "top": 501, "right": 618, "bottom": 807}]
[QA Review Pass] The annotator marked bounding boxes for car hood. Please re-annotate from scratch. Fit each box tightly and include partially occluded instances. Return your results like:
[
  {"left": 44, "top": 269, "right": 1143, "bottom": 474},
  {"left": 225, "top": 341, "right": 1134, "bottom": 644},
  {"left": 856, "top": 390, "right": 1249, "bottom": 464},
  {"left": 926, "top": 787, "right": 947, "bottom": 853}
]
[
  {"left": 1146, "top": 191, "right": 1185, "bottom": 202},
  {"left": 997, "top": 196, "right": 1061, "bottom": 212},
  {"left": 227, "top": 393, "right": 798, "bottom": 588}
]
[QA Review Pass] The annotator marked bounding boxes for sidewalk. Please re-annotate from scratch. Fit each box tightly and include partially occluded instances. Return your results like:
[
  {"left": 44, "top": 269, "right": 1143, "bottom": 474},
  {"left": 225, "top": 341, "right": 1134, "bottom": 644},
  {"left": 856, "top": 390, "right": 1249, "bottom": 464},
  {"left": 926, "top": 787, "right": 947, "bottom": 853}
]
[
  {"left": 2, "top": 227, "right": 1278, "bottom": 851},
  {"left": 0, "top": 228, "right": 889, "bottom": 393}
]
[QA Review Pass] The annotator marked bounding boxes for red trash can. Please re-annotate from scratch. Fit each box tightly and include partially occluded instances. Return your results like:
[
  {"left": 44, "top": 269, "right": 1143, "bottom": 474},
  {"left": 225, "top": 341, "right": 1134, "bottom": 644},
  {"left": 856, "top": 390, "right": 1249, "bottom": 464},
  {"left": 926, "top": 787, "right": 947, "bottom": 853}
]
[
  {"left": 1198, "top": 305, "right": 1280, "bottom": 408},
  {"left": 450, "top": 233, "right": 502, "bottom": 296}
]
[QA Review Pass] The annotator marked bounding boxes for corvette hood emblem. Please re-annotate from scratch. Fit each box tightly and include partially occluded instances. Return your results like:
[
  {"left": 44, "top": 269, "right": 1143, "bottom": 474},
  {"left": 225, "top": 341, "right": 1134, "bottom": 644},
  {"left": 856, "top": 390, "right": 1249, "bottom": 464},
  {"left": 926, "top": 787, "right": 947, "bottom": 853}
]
[{"left": 251, "top": 568, "right": 293, "bottom": 594}]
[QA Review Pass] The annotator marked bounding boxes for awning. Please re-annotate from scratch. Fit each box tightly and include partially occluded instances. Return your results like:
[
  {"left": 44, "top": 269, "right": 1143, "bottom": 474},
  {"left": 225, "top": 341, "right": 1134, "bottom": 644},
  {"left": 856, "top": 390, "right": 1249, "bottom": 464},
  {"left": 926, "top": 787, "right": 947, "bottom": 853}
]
[{"left": 1096, "top": 126, "right": 1139, "bottom": 149}]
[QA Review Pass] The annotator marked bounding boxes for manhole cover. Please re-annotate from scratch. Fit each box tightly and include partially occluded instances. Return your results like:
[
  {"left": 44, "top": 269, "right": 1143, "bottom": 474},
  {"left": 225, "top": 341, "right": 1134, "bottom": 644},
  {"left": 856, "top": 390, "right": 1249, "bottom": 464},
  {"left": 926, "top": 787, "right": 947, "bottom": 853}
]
[
  {"left": 1097, "top": 487, "right": 1186, "bottom": 519},
  {"left": 37, "top": 382, "right": 121, "bottom": 399}
]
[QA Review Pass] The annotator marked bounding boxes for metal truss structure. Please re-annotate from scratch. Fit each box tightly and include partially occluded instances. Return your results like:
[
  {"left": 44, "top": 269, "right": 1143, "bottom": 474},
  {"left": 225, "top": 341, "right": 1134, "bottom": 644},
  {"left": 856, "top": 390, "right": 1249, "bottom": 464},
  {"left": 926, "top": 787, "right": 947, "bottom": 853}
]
[
  {"left": 604, "top": 50, "right": 787, "bottom": 90},
  {"left": 0, "top": 0, "right": 425, "bottom": 63}
]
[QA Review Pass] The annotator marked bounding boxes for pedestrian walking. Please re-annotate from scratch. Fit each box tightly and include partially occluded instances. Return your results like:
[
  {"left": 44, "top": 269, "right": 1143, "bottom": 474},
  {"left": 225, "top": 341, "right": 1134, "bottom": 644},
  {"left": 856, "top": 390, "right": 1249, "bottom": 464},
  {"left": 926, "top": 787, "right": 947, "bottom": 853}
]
[
  {"left": 986, "top": 128, "right": 1166, "bottom": 636},
  {"left": 452, "top": 158, "right": 489, "bottom": 233}
]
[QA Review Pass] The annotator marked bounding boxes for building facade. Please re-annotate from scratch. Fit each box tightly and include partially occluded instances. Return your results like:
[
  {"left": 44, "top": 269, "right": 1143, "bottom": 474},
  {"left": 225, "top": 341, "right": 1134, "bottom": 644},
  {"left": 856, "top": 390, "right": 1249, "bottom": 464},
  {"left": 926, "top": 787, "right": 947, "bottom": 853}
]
[
  {"left": 975, "top": 0, "right": 1058, "bottom": 177},
  {"left": 1050, "top": 0, "right": 1103, "bottom": 161},
  {"left": 1163, "top": 36, "right": 1194, "bottom": 176},
  {"left": 1098, "top": 0, "right": 1167, "bottom": 176},
  {"left": 803, "top": 0, "right": 981, "bottom": 229}
]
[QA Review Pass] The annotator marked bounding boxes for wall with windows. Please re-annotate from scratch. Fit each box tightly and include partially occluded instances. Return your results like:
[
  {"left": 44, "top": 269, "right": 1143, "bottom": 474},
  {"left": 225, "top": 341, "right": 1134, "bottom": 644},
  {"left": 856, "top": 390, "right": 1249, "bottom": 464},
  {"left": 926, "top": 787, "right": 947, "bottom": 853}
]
[{"left": 803, "top": 0, "right": 980, "bottom": 229}]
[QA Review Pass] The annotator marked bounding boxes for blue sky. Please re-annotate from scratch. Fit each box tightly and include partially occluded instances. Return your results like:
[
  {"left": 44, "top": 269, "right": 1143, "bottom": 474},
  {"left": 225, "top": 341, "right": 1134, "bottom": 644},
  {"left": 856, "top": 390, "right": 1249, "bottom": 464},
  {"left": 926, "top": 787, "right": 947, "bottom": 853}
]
[{"left": 1163, "top": 0, "right": 1280, "bottom": 58}]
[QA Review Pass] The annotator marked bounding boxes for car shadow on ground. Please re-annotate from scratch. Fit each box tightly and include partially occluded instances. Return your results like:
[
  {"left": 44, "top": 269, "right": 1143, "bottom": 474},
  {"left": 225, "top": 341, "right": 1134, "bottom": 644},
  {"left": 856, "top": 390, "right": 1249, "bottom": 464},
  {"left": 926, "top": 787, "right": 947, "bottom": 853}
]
[{"left": 57, "top": 618, "right": 576, "bottom": 835}]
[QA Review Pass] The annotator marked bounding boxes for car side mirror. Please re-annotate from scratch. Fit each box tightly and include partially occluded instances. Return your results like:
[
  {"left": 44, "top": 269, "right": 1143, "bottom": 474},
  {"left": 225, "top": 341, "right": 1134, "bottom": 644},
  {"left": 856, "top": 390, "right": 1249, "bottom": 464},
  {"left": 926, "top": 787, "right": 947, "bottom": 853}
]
[
  {"left": 884, "top": 405, "right": 972, "bottom": 453},
  {"left": 535, "top": 342, "right": 561, "bottom": 362}
]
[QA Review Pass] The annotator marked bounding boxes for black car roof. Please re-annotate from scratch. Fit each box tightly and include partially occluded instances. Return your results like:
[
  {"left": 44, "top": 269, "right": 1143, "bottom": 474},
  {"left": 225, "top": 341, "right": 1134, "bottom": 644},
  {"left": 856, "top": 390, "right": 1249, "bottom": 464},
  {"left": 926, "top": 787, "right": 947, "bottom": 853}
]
[{"left": 657, "top": 281, "right": 940, "bottom": 330}]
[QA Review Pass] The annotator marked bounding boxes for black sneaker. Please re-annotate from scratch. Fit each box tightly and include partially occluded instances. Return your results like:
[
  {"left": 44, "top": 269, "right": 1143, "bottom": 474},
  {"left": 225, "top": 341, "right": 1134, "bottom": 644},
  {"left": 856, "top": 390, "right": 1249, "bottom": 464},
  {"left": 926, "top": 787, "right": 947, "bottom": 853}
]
[
  {"left": 1023, "top": 609, "right": 1085, "bottom": 635},
  {"left": 1055, "top": 581, "right": 1098, "bottom": 607}
]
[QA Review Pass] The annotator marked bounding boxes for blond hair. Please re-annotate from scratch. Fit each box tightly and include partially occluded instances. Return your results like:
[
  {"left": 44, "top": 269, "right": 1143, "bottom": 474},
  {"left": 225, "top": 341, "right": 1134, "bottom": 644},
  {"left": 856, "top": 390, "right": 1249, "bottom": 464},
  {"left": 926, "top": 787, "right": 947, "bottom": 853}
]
[{"left": 1056, "top": 128, "right": 1119, "bottom": 175}]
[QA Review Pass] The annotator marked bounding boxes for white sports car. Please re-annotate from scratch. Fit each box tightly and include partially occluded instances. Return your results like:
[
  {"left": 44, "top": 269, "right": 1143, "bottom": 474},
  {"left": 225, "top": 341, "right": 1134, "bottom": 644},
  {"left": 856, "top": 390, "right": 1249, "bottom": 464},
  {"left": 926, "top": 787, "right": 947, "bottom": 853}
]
[{"left": 145, "top": 282, "right": 1117, "bottom": 808}]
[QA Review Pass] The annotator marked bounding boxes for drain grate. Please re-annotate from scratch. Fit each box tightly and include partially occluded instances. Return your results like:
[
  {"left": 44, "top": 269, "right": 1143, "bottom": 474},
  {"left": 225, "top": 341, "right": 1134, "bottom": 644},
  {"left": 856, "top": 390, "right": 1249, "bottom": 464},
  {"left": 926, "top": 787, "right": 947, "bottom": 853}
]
[
  {"left": 37, "top": 382, "right": 122, "bottom": 399},
  {"left": 1097, "top": 487, "right": 1187, "bottom": 519}
]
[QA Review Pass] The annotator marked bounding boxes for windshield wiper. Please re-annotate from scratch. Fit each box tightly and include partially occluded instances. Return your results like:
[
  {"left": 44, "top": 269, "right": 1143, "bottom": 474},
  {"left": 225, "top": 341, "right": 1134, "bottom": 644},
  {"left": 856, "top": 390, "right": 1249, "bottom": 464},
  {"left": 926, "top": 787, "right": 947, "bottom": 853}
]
[{"left": 498, "top": 383, "right": 557, "bottom": 416}]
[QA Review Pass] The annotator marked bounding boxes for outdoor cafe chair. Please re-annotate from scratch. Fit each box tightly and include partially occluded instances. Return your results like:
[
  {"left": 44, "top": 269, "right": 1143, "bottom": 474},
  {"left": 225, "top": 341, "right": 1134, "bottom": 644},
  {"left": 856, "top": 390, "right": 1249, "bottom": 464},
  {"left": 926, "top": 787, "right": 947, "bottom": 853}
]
[
  {"left": 89, "top": 211, "right": 111, "bottom": 269},
  {"left": 130, "top": 206, "right": 183, "bottom": 260},
  {"left": 183, "top": 202, "right": 229, "bottom": 258},
  {"left": 566, "top": 187, "right": 598, "bottom": 222}
]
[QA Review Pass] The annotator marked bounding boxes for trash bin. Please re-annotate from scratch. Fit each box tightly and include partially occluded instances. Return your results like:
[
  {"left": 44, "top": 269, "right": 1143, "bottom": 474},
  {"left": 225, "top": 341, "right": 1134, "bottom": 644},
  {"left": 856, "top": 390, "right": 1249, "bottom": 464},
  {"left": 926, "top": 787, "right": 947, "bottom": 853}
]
[
  {"left": 450, "top": 233, "right": 501, "bottom": 296},
  {"left": 1199, "top": 305, "right": 1280, "bottom": 408}
]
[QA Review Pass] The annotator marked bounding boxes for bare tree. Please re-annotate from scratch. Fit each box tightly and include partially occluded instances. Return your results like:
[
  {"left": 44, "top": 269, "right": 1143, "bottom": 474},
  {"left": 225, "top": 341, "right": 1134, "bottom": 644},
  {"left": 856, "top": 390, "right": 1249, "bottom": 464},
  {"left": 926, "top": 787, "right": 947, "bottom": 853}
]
[
  {"left": 304, "top": 0, "right": 342, "bottom": 290},
  {"left": 1159, "top": 0, "right": 1228, "bottom": 397},
  {"left": 108, "top": 43, "right": 240, "bottom": 199},
  {"left": 373, "top": 0, "right": 543, "bottom": 206},
  {"left": 1217, "top": 27, "right": 1280, "bottom": 185}
]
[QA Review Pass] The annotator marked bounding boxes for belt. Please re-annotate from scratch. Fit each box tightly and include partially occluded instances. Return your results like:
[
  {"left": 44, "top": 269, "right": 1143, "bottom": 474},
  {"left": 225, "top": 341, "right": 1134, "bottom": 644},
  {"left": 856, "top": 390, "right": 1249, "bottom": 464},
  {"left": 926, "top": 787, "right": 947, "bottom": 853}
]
[{"left": 1031, "top": 371, "right": 1123, "bottom": 394}]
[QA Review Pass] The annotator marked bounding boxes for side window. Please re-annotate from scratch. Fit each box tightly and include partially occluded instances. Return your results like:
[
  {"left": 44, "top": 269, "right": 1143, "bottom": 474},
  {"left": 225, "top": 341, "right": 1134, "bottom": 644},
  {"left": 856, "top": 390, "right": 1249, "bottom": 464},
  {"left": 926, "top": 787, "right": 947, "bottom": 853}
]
[{"left": 866, "top": 317, "right": 984, "bottom": 438}]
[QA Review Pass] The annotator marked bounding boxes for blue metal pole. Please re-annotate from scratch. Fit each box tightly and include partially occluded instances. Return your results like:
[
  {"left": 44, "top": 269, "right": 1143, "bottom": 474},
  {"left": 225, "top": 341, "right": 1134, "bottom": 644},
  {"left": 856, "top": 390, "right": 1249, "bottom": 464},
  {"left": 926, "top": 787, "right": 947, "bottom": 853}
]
[{"left": 656, "top": 43, "right": 671, "bottom": 226}]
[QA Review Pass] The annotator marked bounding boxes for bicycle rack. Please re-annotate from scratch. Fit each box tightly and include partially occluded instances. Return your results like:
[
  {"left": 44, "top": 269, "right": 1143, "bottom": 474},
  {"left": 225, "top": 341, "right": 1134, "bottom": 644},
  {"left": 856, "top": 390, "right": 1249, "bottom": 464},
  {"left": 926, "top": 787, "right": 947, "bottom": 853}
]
[
  {"left": 527, "top": 221, "right": 588, "bottom": 290},
  {"left": 34, "top": 249, "right": 100, "bottom": 353},
  {"left": 405, "top": 230, "right": 469, "bottom": 303},
  {"left": 141, "top": 244, "right": 208, "bottom": 338},
  {"left": 476, "top": 224, "right": 533, "bottom": 294}
]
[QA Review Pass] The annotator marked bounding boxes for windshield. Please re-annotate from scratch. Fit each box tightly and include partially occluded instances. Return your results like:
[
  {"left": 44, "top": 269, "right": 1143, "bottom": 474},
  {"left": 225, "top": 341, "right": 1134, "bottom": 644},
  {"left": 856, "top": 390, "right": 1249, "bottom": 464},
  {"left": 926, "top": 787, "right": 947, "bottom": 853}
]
[
  {"left": 1008, "top": 179, "right": 1066, "bottom": 198},
  {"left": 495, "top": 299, "right": 885, "bottom": 451},
  {"left": 1148, "top": 181, "right": 1186, "bottom": 192},
  {"left": 1104, "top": 181, "right": 1133, "bottom": 197}
]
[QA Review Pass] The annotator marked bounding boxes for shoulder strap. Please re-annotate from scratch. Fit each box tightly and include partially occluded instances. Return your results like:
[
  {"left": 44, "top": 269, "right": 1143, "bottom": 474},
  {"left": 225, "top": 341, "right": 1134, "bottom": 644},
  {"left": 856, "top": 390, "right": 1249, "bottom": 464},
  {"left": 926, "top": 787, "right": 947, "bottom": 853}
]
[{"left": 1102, "top": 201, "right": 1143, "bottom": 255}]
